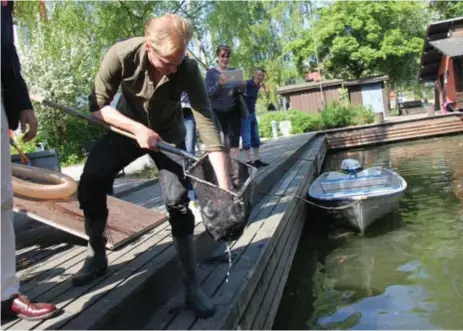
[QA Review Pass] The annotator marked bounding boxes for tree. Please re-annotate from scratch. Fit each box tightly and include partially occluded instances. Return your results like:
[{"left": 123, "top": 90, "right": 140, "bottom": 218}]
[
  {"left": 429, "top": 0, "right": 463, "bottom": 20},
  {"left": 13, "top": 1, "right": 178, "bottom": 163},
  {"left": 288, "top": 1, "right": 429, "bottom": 89},
  {"left": 200, "top": 1, "right": 306, "bottom": 108}
]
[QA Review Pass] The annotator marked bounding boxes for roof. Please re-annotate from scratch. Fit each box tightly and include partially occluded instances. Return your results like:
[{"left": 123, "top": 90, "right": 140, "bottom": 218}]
[
  {"left": 344, "top": 75, "right": 389, "bottom": 87},
  {"left": 276, "top": 79, "right": 343, "bottom": 94},
  {"left": 276, "top": 75, "right": 388, "bottom": 95},
  {"left": 429, "top": 37, "right": 463, "bottom": 57},
  {"left": 419, "top": 16, "right": 463, "bottom": 81}
]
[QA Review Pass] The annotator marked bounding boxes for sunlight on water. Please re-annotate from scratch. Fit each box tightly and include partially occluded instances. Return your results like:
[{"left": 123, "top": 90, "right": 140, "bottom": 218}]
[{"left": 273, "top": 135, "right": 463, "bottom": 330}]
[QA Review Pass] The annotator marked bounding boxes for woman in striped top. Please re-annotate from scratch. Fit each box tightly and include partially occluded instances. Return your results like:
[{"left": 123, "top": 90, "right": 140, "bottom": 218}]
[{"left": 205, "top": 44, "right": 243, "bottom": 162}]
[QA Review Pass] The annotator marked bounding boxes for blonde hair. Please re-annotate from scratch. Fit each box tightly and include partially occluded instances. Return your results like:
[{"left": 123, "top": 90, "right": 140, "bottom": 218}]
[{"left": 145, "top": 13, "right": 193, "bottom": 57}]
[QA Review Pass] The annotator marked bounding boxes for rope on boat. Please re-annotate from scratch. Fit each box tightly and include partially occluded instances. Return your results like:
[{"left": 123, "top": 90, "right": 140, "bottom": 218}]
[{"left": 257, "top": 191, "right": 366, "bottom": 210}]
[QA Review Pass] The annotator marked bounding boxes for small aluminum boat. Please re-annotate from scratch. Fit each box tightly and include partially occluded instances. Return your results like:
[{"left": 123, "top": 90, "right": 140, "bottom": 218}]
[{"left": 308, "top": 159, "right": 407, "bottom": 233}]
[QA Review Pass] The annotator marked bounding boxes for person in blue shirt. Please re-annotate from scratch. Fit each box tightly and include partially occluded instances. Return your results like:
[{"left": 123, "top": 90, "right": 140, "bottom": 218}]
[{"left": 242, "top": 68, "right": 269, "bottom": 168}]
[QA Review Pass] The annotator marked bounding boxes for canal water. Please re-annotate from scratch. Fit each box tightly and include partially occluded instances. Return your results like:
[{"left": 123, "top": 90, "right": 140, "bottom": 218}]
[{"left": 273, "top": 135, "right": 463, "bottom": 330}]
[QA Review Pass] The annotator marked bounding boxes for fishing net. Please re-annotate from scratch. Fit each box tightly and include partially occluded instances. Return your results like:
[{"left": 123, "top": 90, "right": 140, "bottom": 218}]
[{"left": 185, "top": 155, "right": 257, "bottom": 242}]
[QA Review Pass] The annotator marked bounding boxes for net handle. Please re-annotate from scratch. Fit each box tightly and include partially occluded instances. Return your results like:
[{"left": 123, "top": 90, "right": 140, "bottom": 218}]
[{"left": 30, "top": 94, "right": 200, "bottom": 162}]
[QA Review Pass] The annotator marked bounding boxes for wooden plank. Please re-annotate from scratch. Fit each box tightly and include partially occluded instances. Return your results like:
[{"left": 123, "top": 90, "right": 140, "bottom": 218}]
[
  {"left": 16, "top": 243, "right": 69, "bottom": 273},
  {"left": 141, "top": 136, "right": 315, "bottom": 330},
  {"left": 245, "top": 202, "right": 304, "bottom": 330},
  {"left": 13, "top": 193, "right": 168, "bottom": 250},
  {"left": 164, "top": 187, "right": 291, "bottom": 330},
  {"left": 19, "top": 247, "right": 87, "bottom": 294},
  {"left": 329, "top": 127, "right": 463, "bottom": 149},
  {"left": 187, "top": 163, "right": 305, "bottom": 331},
  {"left": 57, "top": 222, "right": 207, "bottom": 331},
  {"left": 252, "top": 168, "right": 316, "bottom": 329},
  {"left": 144, "top": 158, "right": 302, "bottom": 330},
  {"left": 261, "top": 206, "right": 305, "bottom": 330},
  {"left": 237, "top": 201, "right": 301, "bottom": 330},
  {"left": 262, "top": 150, "right": 323, "bottom": 330},
  {"left": 221, "top": 162, "right": 309, "bottom": 330},
  {"left": 195, "top": 138, "right": 324, "bottom": 330},
  {"left": 6, "top": 222, "right": 172, "bottom": 330},
  {"left": 18, "top": 245, "right": 84, "bottom": 286},
  {"left": 326, "top": 120, "right": 463, "bottom": 143},
  {"left": 191, "top": 156, "right": 310, "bottom": 330}
]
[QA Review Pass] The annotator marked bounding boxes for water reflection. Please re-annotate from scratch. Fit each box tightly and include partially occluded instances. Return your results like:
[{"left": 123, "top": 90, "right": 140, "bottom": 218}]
[{"left": 273, "top": 135, "right": 463, "bottom": 330}]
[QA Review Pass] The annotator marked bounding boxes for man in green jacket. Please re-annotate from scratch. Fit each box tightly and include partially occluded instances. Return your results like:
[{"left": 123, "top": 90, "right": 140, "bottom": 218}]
[{"left": 74, "top": 13, "right": 230, "bottom": 318}]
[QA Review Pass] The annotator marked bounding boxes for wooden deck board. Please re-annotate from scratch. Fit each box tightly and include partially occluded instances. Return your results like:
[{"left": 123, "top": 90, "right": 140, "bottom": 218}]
[
  {"left": 6, "top": 222, "right": 172, "bottom": 330},
  {"left": 144, "top": 178, "right": 294, "bottom": 330},
  {"left": 156, "top": 148, "right": 310, "bottom": 330},
  {"left": 14, "top": 193, "right": 168, "bottom": 250},
  {"left": 57, "top": 222, "right": 207, "bottom": 331},
  {"left": 192, "top": 153, "right": 311, "bottom": 330},
  {"left": 142, "top": 136, "right": 316, "bottom": 331},
  {"left": 3, "top": 134, "right": 315, "bottom": 331},
  {"left": 145, "top": 178, "right": 292, "bottom": 330}
]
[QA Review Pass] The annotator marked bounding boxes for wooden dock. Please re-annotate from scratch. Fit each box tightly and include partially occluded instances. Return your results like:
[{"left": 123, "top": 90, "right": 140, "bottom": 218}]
[
  {"left": 324, "top": 112, "right": 463, "bottom": 150},
  {"left": 2, "top": 133, "right": 322, "bottom": 330}
]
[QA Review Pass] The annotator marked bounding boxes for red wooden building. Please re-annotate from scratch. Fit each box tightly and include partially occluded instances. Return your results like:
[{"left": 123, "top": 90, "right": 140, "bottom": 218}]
[{"left": 419, "top": 17, "right": 463, "bottom": 111}]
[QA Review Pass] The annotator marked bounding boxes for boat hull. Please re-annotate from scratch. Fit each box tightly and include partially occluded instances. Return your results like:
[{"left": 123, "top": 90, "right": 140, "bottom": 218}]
[
  {"left": 311, "top": 192, "right": 403, "bottom": 233},
  {"left": 307, "top": 166, "right": 407, "bottom": 233}
]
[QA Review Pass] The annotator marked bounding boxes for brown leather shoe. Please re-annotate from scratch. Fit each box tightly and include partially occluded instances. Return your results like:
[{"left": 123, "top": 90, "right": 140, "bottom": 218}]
[{"left": 5, "top": 294, "right": 59, "bottom": 321}]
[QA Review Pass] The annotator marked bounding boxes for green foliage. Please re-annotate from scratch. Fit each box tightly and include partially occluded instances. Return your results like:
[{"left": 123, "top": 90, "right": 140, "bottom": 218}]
[
  {"left": 258, "top": 110, "right": 323, "bottom": 137},
  {"left": 321, "top": 101, "right": 375, "bottom": 128},
  {"left": 288, "top": 1, "right": 429, "bottom": 88},
  {"left": 429, "top": 0, "right": 463, "bottom": 20},
  {"left": 258, "top": 102, "right": 374, "bottom": 138},
  {"left": 203, "top": 1, "right": 305, "bottom": 107},
  {"left": 258, "top": 111, "right": 289, "bottom": 138},
  {"left": 9, "top": 0, "right": 440, "bottom": 165},
  {"left": 9, "top": 135, "right": 38, "bottom": 155},
  {"left": 13, "top": 2, "right": 176, "bottom": 165}
]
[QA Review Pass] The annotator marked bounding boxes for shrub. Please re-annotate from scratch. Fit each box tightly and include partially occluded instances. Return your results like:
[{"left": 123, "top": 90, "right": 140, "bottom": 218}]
[
  {"left": 287, "top": 111, "right": 323, "bottom": 134},
  {"left": 258, "top": 111, "right": 290, "bottom": 138},
  {"left": 350, "top": 104, "right": 376, "bottom": 125},
  {"left": 321, "top": 101, "right": 375, "bottom": 129},
  {"left": 258, "top": 110, "right": 323, "bottom": 138},
  {"left": 256, "top": 102, "right": 375, "bottom": 138}
]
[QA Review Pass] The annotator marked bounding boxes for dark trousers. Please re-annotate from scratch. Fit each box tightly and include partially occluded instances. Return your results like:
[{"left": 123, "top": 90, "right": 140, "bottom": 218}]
[{"left": 78, "top": 131, "right": 194, "bottom": 237}]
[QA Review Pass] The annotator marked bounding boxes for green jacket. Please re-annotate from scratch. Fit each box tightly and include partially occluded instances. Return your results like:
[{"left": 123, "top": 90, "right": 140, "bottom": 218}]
[{"left": 89, "top": 37, "right": 223, "bottom": 152}]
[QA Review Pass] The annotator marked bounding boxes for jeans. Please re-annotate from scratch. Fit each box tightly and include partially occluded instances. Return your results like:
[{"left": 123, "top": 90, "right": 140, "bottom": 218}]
[
  {"left": 78, "top": 131, "right": 194, "bottom": 237},
  {"left": 241, "top": 112, "right": 260, "bottom": 150},
  {"left": 184, "top": 115, "right": 197, "bottom": 201}
]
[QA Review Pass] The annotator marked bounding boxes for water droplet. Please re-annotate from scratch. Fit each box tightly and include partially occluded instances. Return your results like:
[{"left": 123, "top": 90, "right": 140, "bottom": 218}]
[{"left": 225, "top": 243, "right": 233, "bottom": 283}]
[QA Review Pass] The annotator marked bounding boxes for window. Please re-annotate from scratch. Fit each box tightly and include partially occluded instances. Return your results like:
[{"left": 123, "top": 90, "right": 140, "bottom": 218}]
[{"left": 454, "top": 57, "right": 463, "bottom": 92}]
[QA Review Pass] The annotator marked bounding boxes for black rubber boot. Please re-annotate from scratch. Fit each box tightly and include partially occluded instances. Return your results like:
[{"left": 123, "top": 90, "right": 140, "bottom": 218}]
[
  {"left": 72, "top": 217, "right": 108, "bottom": 286},
  {"left": 173, "top": 235, "right": 215, "bottom": 318}
]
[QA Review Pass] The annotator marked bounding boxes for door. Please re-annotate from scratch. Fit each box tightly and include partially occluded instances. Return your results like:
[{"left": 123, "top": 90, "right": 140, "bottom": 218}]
[{"left": 361, "top": 83, "right": 384, "bottom": 113}]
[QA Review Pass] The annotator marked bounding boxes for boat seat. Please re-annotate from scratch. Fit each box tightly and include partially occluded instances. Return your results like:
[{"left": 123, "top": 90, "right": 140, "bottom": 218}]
[
  {"left": 324, "top": 173, "right": 384, "bottom": 183},
  {"left": 321, "top": 177, "right": 388, "bottom": 193}
]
